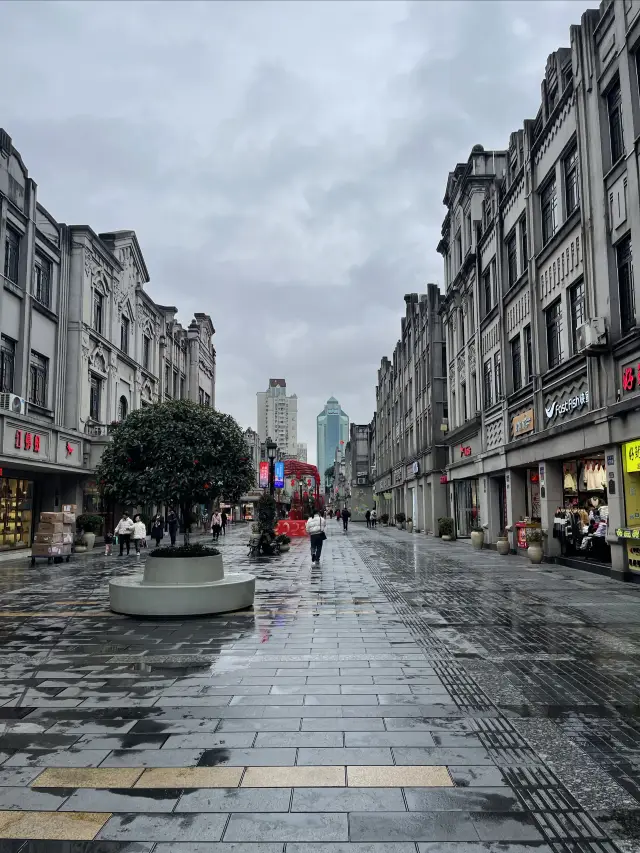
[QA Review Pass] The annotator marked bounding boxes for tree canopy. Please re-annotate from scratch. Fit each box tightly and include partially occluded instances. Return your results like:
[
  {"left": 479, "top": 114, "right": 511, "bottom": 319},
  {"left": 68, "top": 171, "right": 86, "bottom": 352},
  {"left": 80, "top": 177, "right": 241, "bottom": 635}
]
[{"left": 97, "top": 400, "right": 255, "bottom": 518}]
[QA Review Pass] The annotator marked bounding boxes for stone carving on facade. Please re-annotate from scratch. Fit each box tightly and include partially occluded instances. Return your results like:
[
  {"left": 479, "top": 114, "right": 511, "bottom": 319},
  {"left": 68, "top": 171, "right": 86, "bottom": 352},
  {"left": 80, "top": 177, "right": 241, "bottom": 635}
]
[
  {"left": 468, "top": 342, "right": 476, "bottom": 373},
  {"left": 199, "top": 358, "right": 214, "bottom": 379},
  {"left": 449, "top": 363, "right": 455, "bottom": 382},
  {"left": 81, "top": 332, "right": 90, "bottom": 363},
  {"left": 89, "top": 345, "right": 107, "bottom": 375},
  {"left": 457, "top": 353, "right": 465, "bottom": 373},
  {"left": 114, "top": 246, "right": 137, "bottom": 311}
]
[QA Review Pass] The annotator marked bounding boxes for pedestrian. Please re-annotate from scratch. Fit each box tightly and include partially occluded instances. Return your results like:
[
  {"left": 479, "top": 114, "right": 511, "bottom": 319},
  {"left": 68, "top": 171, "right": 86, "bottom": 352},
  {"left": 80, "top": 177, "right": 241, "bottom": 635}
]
[
  {"left": 166, "top": 508, "right": 178, "bottom": 546},
  {"left": 115, "top": 511, "right": 134, "bottom": 556},
  {"left": 336, "top": 509, "right": 341, "bottom": 523},
  {"left": 211, "top": 510, "right": 222, "bottom": 542},
  {"left": 132, "top": 514, "right": 147, "bottom": 559},
  {"left": 221, "top": 510, "right": 228, "bottom": 537},
  {"left": 150, "top": 514, "right": 164, "bottom": 548},
  {"left": 329, "top": 509, "right": 334, "bottom": 519},
  {"left": 305, "top": 508, "right": 327, "bottom": 564},
  {"left": 371, "top": 508, "right": 377, "bottom": 529},
  {"left": 104, "top": 529, "right": 114, "bottom": 557},
  {"left": 365, "top": 509, "right": 371, "bottom": 529},
  {"left": 342, "top": 507, "right": 351, "bottom": 532}
]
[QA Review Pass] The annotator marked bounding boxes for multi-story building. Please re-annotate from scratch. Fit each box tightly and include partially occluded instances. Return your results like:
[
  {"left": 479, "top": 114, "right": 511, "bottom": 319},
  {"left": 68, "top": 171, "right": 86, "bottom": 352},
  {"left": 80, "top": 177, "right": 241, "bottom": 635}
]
[
  {"left": 243, "top": 428, "right": 261, "bottom": 488},
  {"left": 296, "top": 442, "right": 307, "bottom": 463},
  {"left": 345, "top": 423, "right": 374, "bottom": 521},
  {"left": 374, "top": 286, "right": 448, "bottom": 532},
  {"left": 256, "top": 378, "right": 298, "bottom": 457},
  {"left": 317, "top": 396, "right": 349, "bottom": 488},
  {"left": 0, "top": 129, "right": 216, "bottom": 551}
]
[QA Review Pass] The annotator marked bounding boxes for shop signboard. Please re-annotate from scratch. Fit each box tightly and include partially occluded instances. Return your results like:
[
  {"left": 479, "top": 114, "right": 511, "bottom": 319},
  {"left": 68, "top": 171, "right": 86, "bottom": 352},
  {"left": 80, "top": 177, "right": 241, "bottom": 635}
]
[
  {"left": 274, "top": 461, "right": 285, "bottom": 489},
  {"left": 544, "top": 391, "right": 589, "bottom": 421},
  {"left": 623, "top": 440, "right": 640, "bottom": 473},
  {"left": 511, "top": 408, "right": 535, "bottom": 438},
  {"left": 615, "top": 526, "right": 640, "bottom": 539},
  {"left": 259, "top": 461, "right": 269, "bottom": 488},
  {"left": 3, "top": 424, "right": 49, "bottom": 461},
  {"left": 619, "top": 358, "right": 640, "bottom": 396}
]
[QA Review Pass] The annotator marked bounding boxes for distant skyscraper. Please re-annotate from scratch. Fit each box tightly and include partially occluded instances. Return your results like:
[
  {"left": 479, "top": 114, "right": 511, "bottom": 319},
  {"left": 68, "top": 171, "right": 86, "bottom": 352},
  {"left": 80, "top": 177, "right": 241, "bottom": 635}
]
[
  {"left": 317, "top": 396, "right": 349, "bottom": 487},
  {"left": 256, "top": 379, "right": 298, "bottom": 457},
  {"left": 296, "top": 443, "right": 308, "bottom": 462}
]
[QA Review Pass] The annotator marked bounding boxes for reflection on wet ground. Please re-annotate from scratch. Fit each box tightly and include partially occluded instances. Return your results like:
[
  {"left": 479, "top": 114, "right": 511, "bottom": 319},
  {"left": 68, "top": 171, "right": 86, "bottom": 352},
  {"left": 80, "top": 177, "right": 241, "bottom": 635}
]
[{"left": 0, "top": 524, "right": 637, "bottom": 849}]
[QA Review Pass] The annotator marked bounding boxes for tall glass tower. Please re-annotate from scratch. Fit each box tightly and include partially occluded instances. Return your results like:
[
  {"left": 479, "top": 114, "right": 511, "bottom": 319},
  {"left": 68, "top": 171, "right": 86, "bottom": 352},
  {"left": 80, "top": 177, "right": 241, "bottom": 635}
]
[{"left": 317, "top": 397, "right": 349, "bottom": 488}]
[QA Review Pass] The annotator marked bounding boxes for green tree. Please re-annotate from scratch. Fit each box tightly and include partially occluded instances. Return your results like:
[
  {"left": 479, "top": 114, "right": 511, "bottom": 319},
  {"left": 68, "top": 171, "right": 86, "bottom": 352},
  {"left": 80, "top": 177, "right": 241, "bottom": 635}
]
[
  {"left": 324, "top": 465, "right": 334, "bottom": 481},
  {"left": 97, "top": 400, "right": 254, "bottom": 544}
]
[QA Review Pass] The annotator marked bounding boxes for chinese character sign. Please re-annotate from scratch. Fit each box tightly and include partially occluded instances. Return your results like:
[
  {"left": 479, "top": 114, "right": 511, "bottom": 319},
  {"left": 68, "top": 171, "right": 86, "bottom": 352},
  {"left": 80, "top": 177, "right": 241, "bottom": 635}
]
[
  {"left": 624, "top": 440, "right": 640, "bottom": 473},
  {"left": 274, "top": 461, "right": 285, "bottom": 489},
  {"left": 259, "top": 462, "right": 269, "bottom": 488}
]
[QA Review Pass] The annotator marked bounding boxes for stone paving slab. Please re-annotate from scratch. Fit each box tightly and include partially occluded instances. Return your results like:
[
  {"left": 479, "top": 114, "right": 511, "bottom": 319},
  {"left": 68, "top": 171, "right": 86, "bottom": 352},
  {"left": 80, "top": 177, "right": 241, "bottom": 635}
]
[{"left": 0, "top": 526, "right": 636, "bottom": 849}]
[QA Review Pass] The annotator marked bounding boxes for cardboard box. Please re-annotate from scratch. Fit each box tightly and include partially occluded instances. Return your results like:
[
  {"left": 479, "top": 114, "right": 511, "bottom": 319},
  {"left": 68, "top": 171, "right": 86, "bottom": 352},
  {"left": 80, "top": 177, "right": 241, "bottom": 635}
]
[
  {"left": 61, "top": 533, "right": 74, "bottom": 545},
  {"left": 34, "top": 533, "right": 64, "bottom": 544},
  {"left": 62, "top": 504, "right": 77, "bottom": 513},
  {"left": 31, "top": 543, "right": 71, "bottom": 557},
  {"left": 40, "top": 512, "right": 64, "bottom": 523},
  {"left": 62, "top": 513, "right": 76, "bottom": 526},
  {"left": 36, "top": 522, "right": 64, "bottom": 534}
]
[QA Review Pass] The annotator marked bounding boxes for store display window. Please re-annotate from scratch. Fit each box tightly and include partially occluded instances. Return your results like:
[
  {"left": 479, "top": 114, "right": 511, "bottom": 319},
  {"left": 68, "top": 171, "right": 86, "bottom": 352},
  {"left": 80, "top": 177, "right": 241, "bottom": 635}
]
[
  {"left": 454, "top": 479, "right": 480, "bottom": 537},
  {"left": 526, "top": 469, "right": 541, "bottom": 522},
  {"left": 0, "top": 478, "right": 33, "bottom": 551},
  {"left": 553, "top": 454, "right": 609, "bottom": 563}
]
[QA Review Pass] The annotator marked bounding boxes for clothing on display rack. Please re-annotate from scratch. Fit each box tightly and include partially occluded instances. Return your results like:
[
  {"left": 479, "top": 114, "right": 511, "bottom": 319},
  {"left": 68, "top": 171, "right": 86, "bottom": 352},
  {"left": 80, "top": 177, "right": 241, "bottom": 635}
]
[{"left": 582, "top": 461, "right": 607, "bottom": 491}]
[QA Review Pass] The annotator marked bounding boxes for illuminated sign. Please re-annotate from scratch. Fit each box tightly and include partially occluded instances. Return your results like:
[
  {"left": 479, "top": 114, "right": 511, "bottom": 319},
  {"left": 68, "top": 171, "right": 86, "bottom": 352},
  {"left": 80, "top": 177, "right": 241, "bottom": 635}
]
[
  {"left": 623, "top": 440, "right": 640, "bottom": 473},
  {"left": 14, "top": 430, "right": 41, "bottom": 454},
  {"left": 440, "top": 475, "right": 448, "bottom": 484},
  {"left": 274, "top": 461, "right": 285, "bottom": 489},
  {"left": 622, "top": 364, "right": 640, "bottom": 393},
  {"left": 259, "top": 461, "right": 269, "bottom": 488},
  {"left": 460, "top": 445, "right": 472, "bottom": 457}
]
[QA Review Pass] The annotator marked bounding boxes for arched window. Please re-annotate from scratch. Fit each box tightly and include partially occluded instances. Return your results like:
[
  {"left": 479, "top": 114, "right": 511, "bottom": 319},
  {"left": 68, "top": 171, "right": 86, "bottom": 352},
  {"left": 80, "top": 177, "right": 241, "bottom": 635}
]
[{"left": 118, "top": 396, "right": 128, "bottom": 422}]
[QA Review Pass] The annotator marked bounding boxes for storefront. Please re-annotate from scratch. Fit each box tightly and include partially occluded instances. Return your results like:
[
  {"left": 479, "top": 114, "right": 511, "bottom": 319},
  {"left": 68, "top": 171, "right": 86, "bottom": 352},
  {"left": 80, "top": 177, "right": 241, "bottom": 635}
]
[
  {"left": 446, "top": 431, "right": 482, "bottom": 538},
  {"left": 0, "top": 474, "right": 33, "bottom": 551},
  {"left": 454, "top": 478, "right": 480, "bottom": 537},
  {"left": 551, "top": 452, "right": 610, "bottom": 564}
]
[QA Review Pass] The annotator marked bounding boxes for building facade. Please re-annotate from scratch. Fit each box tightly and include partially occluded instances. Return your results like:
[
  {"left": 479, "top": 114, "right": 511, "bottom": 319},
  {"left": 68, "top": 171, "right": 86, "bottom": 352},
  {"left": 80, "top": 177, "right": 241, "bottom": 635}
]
[
  {"left": 344, "top": 423, "right": 374, "bottom": 521},
  {"left": 0, "top": 129, "right": 216, "bottom": 551},
  {"left": 374, "top": 286, "right": 448, "bottom": 533},
  {"left": 317, "top": 396, "right": 349, "bottom": 488},
  {"left": 256, "top": 379, "right": 298, "bottom": 458},
  {"left": 296, "top": 442, "right": 307, "bottom": 463}
]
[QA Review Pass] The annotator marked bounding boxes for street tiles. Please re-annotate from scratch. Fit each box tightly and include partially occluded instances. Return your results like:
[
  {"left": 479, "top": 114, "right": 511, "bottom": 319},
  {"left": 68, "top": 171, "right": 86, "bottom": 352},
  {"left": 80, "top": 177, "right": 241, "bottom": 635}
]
[{"left": 0, "top": 524, "right": 636, "bottom": 850}]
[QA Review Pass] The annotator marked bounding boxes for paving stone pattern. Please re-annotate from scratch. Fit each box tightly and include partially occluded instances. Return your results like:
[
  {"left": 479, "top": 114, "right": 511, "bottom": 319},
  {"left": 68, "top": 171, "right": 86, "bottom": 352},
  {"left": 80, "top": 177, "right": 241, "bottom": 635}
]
[{"left": 0, "top": 524, "right": 636, "bottom": 849}]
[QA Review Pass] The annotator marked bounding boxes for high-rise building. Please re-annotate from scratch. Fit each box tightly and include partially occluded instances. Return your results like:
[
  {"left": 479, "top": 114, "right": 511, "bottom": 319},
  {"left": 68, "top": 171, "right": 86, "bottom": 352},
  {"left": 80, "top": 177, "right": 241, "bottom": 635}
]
[
  {"left": 256, "top": 379, "right": 298, "bottom": 457},
  {"left": 296, "top": 443, "right": 307, "bottom": 462},
  {"left": 317, "top": 397, "right": 349, "bottom": 488}
]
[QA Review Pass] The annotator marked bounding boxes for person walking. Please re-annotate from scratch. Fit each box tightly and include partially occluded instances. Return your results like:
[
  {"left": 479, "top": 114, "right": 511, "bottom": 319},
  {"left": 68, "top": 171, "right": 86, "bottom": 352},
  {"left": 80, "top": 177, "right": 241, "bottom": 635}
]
[
  {"left": 166, "top": 508, "right": 178, "bottom": 546},
  {"left": 150, "top": 514, "right": 164, "bottom": 548},
  {"left": 365, "top": 509, "right": 371, "bottom": 529},
  {"left": 305, "top": 508, "right": 326, "bottom": 564},
  {"left": 371, "top": 508, "right": 377, "bottom": 529},
  {"left": 336, "top": 509, "right": 341, "bottom": 524},
  {"left": 221, "top": 510, "right": 228, "bottom": 537},
  {"left": 132, "top": 514, "right": 147, "bottom": 559},
  {"left": 342, "top": 507, "right": 351, "bottom": 533},
  {"left": 104, "top": 529, "right": 114, "bottom": 557},
  {"left": 115, "top": 512, "right": 134, "bottom": 556},
  {"left": 211, "top": 510, "right": 222, "bottom": 542}
]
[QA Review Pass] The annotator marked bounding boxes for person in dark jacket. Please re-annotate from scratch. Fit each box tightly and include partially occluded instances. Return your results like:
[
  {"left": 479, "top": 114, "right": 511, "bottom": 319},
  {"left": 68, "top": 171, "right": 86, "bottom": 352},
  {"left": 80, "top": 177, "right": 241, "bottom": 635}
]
[
  {"left": 221, "top": 510, "right": 228, "bottom": 536},
  {"left": 365, "top": 509, "right": 371, "bottom": 528},
  {"left": 342, "top": 507, "right": 351, "bottom": 532},
  {"left": 166, "top": 508, "right": 178, "bottom": 546},
  {"left": 151, "top": 514, "right": 164, "bottom": 548}
]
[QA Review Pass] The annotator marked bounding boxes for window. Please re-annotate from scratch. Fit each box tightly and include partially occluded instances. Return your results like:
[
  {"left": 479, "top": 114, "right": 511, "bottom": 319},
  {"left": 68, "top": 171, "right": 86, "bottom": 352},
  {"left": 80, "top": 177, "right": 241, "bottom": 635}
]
[
  {"left": 4, "top": 227, "right": 19, "bottom": 284},
  {"left": 541, "top": 179, "right": 558, "bottom": 244},
  {"left": 93, "top": 291, "right": 104, "bottom": 335},
  {"left": 458, "top": 309, "right": 465, "bottom": 347},
  {"left": 564, "top": 145, "right": 580, "bottom": 216},
  {"left": 164, "top": 364, "right": 171, "bottom": 397},
  {"left": 520, "top": 218, "right": 528, "bottom": 269},
  {"left": 546, "top": 300, "right": 563, "bottom": 369},
  {"left": 483, "top": 359, "right": 493, "bottom": 408},
  {"left": 173, "top": 370, "right": 179, "bottom": 399},
  {"left": 465, "top": 214, "right": 472, "bottom": 253},
  {"left": 470, "top": 372, "right": 477, "bottom": 415},
  {"left": 482, "top": 268, "right": 492, "bottom": 314},
  {"left": 468, "top": 294, "right": 475, "bottom": 332},
  {"left": 494, "top": 352, "right": 502, "bottom": 401},
  {"left": 33, "top": 255, "right": 51, "bottom": 308},
  {"left": 507, "top": 232, "right": 518, "bottom": 288},
  {"left": 617, "top": 235, "right": 635, "bottom": 333},
  {"left": 180, "top": 376, "right": 185, "bottom": 400},
  {"left": 607, "top": 79, "right": 624, "bottom": 164},
  {"left": 143, "top": 335, "right": 150, "bottom": 370},
  {"left": 454, "top": 230, "right": 462, "bottom": 269},
  {"left": 199, "top": 387, "right": 205, "bottom": 405},
  {"left": 29, "top": 352, "right": 48, "bottom": 408},
  {"left": 511, "top": 335, "right": 522, "bottom": 392},
  {"left": 570, "top": 280, "right": 586, "bottom": 353},
  {"left": 0, "top": 336, "right": 15, "bottom": 394},
  {"left": 120, "top": 315, "right": 130, "bottom": 354},
  {"left": 461, "top": 383, "right": 468, "bottom": 422},
  {"left": 524, "top": 324, "right": 533, "bottom": 381},
  {"left": 89, "top": 375, "right": 101, "bottom": 421},
  {"left": 118, "top": 395, "right": 128, "bottom": 421}
]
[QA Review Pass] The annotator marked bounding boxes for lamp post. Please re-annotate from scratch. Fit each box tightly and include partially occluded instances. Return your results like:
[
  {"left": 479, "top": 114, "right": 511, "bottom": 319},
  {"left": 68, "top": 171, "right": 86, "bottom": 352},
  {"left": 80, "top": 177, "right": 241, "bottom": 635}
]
[{"left": 266, "top": 438, "right": 277, "bottom": 497}]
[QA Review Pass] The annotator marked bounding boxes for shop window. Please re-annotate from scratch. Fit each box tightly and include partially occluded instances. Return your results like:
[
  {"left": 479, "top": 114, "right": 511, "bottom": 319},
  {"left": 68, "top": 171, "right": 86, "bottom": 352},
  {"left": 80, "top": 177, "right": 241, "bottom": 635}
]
[
  {"left": 570, "top": 280, "right": 586, "bottom": 354},
  {"left": 541, "top": 178, "right": 558, "bottom": 245},
  {"left": 0, "top": 478, "right": 33, "bottom": 551},
  {"left": 0, "top": 336, "right": 15, "bottom": 394},
  {"left": 546, "top": 300, "right": 563, "bottom": 369},
  {"left": 617, "top": 235, "right": 635, "bottom": 334},
  {"left": 89, "top": 375, "right": 101, "bottom": 421},
  {"left": 28, "top": 351, "right": 48, "bottom": 408},
  {"left": 607, "top": 78, "right": 624, "bottom": 165},
  {"left": 483, "top": 358, "right": 493, "bottom": 408},
  {"left": 455, "top": 479, "right": 480, "bottom": 538},
  {"left": 33, "top": 254, "right": 51, "bottom": 308},
  {"left": 511, "top": 335, "right": 522, "bottom": 392},
  {"left": 3, "top": 227, "right": 20, "bottom": 285}
]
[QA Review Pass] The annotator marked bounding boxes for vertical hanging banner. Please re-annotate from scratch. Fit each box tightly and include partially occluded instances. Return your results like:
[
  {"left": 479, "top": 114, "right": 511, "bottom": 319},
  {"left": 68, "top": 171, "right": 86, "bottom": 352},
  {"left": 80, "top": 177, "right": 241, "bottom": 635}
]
[
  {"left": 274, "top": 461, "right": 285, "bottom": 489},
  {"left": 259, "top": 461, "right": 269, "bottom": 488}
]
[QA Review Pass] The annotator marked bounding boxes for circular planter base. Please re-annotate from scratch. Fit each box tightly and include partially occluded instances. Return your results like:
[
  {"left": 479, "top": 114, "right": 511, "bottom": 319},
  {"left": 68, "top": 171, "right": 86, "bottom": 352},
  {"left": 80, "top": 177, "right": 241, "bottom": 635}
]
[{"left": 109, "top": 572, "right": 255, "bottom": 617}]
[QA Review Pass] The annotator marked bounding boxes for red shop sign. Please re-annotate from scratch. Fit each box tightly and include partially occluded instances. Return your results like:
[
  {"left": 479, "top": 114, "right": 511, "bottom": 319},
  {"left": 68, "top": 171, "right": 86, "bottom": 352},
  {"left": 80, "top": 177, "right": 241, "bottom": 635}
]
[
  {"left": 440, "top": 475, "right": 448, "bottom": 484},
  {"left": 14, "top": 430, "right": 41, "bottom": 454},
  {"left": 622, "top": 364, "right": 640, "bottom": 393},
  {"left": 460, "top": 445, "right": 472, "bottom": 457}
]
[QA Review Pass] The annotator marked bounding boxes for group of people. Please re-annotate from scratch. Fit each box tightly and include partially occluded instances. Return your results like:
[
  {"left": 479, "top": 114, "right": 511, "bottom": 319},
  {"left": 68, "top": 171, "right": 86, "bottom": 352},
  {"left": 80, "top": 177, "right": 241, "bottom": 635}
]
[
  {"left": 365, "top": 508, "right": 377, "bottom": 528},
  {"left": 108, "top": 508, "right": 181, "bottom": 557}
]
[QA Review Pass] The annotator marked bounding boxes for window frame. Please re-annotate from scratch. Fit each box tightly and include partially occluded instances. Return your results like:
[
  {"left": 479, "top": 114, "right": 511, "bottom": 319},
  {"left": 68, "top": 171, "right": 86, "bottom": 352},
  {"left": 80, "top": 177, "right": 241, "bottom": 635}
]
[
  {"left": 617, "top": 234, "right": 635, "bottom": 334},
  {"left": 506, "top": 232, "right": 518, "bottom": 288},
  {"left": 0, "top": 335, "right": 15, "bottom": 394},
  {"left": 545, "top": 299, "right": 563, "bottom": 369},
  {"left": 120, "top": 315, "right": 130, "bottom": 354},
  {"left": 494, "top": 351, "right": 502, "bottom": 402},
  {"left": 482, "top": 268, "right": 492, "bottom": 315},
  {"left": 520, "top": 218, "right": 528, "bottom": 270},
  {"left": 93, "top": 290, "right": 104, "bottom": 335},
  {"left": 483, "top": 358, "right": 493, "bottom": 409},
  {"left": 524, "top": 324, "right": 533, "bottom": 382},
  {"left": 541, "top": 178, "right": 558, "bottom": 245},
  {"left": 569, "top": 280, "right": 586, "bottom": 353},
  {"left": 143, "top": 335, "right": 151, "bottom": 370},
  {"left": 118, "top": 395, "right": 128, "bottom": 422},
  {"left": 89, "top": 374, "right": 102, "bottom": 421},
  {"left": 29, "top": 351, "right": 48, "bottom": 409},
  {"left": 607, "top": 78, "right": 625, "bottom": 165},
  {"left": 511, "top": 334, "right": 522, "bottom": 393},
  {"left": 564, "top": 144, "right": 580, "bottom": 216},
  {"left": 4, "top": 226, "right": 20, "bottom": 285},
  {"left": 33, "top": 254, "right": 52, "bottom": 308}
]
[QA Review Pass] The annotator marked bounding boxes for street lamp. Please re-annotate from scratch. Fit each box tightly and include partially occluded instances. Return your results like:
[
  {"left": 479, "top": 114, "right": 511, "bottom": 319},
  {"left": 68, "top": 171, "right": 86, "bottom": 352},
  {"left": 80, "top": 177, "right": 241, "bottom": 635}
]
[{"left": 266, "top": 438, "right": 277, "bottom": 497}]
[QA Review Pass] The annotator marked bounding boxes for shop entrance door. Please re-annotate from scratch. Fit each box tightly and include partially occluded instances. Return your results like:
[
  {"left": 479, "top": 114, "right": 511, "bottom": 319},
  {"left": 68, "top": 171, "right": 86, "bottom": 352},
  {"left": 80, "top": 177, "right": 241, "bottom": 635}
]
[{"left": 454, "top": 479, "right": 480, "bottom": 537}]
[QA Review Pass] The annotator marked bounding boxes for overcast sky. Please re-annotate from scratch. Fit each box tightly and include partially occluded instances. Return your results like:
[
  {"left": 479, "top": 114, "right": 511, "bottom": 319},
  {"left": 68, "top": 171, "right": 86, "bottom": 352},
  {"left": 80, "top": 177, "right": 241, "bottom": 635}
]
[{"left": 1, "top": 0, "right": 592, "bottom": 465}]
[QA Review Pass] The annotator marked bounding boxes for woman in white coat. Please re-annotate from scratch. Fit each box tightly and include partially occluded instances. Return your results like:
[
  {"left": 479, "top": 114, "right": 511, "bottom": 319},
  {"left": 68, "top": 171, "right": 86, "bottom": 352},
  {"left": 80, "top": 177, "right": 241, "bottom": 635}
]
[
  {"left": 305, "top": 509, "right": 326, "bottom": 564},
  {"left": 132, "top": 514, "right": 147, "bottom": 558}
]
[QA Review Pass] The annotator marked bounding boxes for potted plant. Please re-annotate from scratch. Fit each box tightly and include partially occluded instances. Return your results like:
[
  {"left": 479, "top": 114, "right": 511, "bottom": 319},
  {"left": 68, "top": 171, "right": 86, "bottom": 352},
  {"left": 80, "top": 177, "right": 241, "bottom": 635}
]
[
  {"left": 406, "top": 517, "right": 413, "bottom": 533},
  {"left": 76, "top": 514, "right": 102, "bottom": 550},
  {"left": 526, "top": 528, "right": 544, "bottom": 564},
  {"left": 470, "top": 524, "right": 484, "bottom": 550},
  {"left": 276, "top": 533, "right": 291, "bottom": 553},
  {"left": 73, "top": 533, "right": 87, "bottom": 553},
  {"left": 438, "top": 516, "right": 455, "bottom": 540},
  {"left": 380, "top": 513, "right": 389, "bottom": 526},
  {"left": 395, "top": 512, "right": 406, "bottom": 530},
  {"left": 496, "top": 528, "right": 510, "bottom": 556}
]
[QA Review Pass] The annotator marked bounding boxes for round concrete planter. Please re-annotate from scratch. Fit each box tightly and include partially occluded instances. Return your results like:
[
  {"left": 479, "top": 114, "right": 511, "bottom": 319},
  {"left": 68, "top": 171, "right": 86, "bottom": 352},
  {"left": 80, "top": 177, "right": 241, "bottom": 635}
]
[
  {"left": 527, "top": 544, "right": 543, "bottom": 564},
  {"left": 109, "top": 552, "right": 255, "bottom": 617},
  {"left": 470, "top": 531, "right": 484, "bottom": 550},
  {"left": 279, "top": 544, "right": 290, "bottom": 552},
  {"left": 441, "top": 534, "right": 452, "bottom": 541},
  {"left": 82, "top": 532, "right": 96, "bottom": 550},
  {"left": 496, "top": 537, "right": 510, "bottom": 556},
  {"left": 407, "top": 522, "right": 413, "bottom": 533}
]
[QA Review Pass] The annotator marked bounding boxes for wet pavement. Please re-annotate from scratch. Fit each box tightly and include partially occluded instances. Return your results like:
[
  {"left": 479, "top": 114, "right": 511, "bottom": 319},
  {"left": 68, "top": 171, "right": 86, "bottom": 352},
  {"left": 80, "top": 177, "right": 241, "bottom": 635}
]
[{"left": 0, "top": 523, "right": 637, "bottom": 850}]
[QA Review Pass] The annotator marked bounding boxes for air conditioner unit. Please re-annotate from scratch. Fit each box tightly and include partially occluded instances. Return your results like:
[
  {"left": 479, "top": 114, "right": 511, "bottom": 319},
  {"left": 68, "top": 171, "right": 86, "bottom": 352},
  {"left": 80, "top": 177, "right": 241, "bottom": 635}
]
[
  {"left": 576, "top": 318, "right": 607, "bottom": 352},
  {"left": 0, "top": 394, "right": 27, "bottom": 415},
  {"left": 357, "top": 476, "right": 367, "bottom": 485}
]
